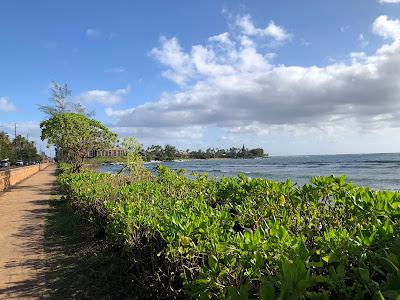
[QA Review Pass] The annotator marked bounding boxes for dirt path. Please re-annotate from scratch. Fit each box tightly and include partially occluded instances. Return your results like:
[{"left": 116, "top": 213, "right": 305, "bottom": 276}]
[{"left": 0, "top": 165, "right": 56, "bottom": 299}]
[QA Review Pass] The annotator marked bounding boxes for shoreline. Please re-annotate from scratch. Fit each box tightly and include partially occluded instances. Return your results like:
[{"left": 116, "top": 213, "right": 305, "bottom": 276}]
[
  {"left": 144, "top": 156, "right": 269, "bottom": 164},
  {"left": 86, "top": 157, "right": 269, "bottom": 166}
]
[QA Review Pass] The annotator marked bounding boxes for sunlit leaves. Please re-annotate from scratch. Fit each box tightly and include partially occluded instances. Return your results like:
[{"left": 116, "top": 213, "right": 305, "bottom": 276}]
[{"left": 58, "top": 165, "right": 400, "bottom": 299}]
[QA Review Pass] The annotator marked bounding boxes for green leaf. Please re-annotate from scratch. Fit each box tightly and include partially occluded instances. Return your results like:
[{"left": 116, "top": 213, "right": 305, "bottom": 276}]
[
  {"left": 307, "top": 261, "right": 324, "bottom": 268},
  {"left": 322, "top": 255, "right": 330, "bottom": 263},
  {"left": 314, "top": 275, "right": 328, "bottom": 283},
  {"left": 255, "top": 251, "right": 264, "bottom": 268},
  {"left": 296, "top": 278, "right": 314, "bottom": 290},
  {"left": 192, "top": 278, "right": 211, "bottom": 285},
  {"left": 260, "top": 281, "right": 276, "bottom": 300},
  {"left": 379, "top": 257, "right": 399, "bottom": 273},
  {"left": 208, "top": 255, "right": 218, "bottom": 272},
  {"left": 390, "top": 239, "right": 400, "bottom": 256},
  {"left": 372, "top": 290, "right": 385, "bottom": 300},
  {"left": 227, "top": 287, "right": 240, "bottom": 300},
  {"left": 358, "top": 268, "right": 370, "bottom": 282},
  {"left": 336, "top": 263, "right": 345, "bottom": 277},
  {"left": 282, "top": 260, "right": 294, "bottom": 283},
  {"left": 239, "top": 284, "right": 249, "bottom": 300},
  {"left": 388, "top": 252, "right": 399, "bottom": 268}
]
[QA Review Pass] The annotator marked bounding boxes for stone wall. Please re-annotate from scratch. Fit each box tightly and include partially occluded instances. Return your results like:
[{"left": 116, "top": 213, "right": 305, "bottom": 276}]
[{"left": 0, "top": 163, "right": 50, "bottom": 192}]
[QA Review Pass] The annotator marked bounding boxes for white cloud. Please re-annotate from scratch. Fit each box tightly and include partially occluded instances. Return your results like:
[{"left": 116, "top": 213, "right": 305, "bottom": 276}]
[
  {"left": 77, "top": 86, "right": 130, "bottom": 106},
  {"left": 150, "top": 34, "right": 271, "bottom": 85},
  {"left": 236, "top": 14, "right": 290, "bottom": 41},
  {"left": 208, "top": 32, "right": 233, "bottom": 45},
  {"left": 106, "top": 106, "right": 135, "bottom": 118},
  {"left": 0, "top": 97, "right": 16, "bottom": 112},
  {"left": 108, "top": 15, "right": 400, "bottom": 149},
  {"left": 379, "top": 0, "right": 400, "bottom": 3},
  {"left": 150, "top": 36, "right": 194, "bottom": 85},
  {"left": 149, "top": 15, "right": 287, "bottom": 85},
  {"left": 373, "top": 15, "right": 400, "bottom": 39},
  {"left": 86, "top": 28, "right": 100, "bottom": 38},
  {"left": 111, "top": 125, "right": 205, "bottom": 146}
]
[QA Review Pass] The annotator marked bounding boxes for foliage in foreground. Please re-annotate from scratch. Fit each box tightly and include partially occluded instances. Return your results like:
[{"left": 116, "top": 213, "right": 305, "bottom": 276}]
[
  {"left": 44, "top": 196, "right": 142, "bottom": 299},
  {"left": 58, "top": 164, "right": 400, "bottom": 299}
]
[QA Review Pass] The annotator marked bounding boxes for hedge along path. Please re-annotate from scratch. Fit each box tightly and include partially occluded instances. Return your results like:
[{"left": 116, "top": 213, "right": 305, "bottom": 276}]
[{"left": 0, "top": 165, "right": 56, "bottom": 299}]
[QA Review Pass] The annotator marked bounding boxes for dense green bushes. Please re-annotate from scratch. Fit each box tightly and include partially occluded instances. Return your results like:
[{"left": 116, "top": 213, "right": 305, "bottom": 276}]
[{"left": 58, "top": 164, "right": 400, "bottom": 299}]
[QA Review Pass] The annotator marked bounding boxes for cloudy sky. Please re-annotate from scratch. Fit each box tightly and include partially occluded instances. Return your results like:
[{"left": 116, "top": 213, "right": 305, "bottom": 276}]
[{"left": 1, "top": 1, "right": 400, "bottom": 155}]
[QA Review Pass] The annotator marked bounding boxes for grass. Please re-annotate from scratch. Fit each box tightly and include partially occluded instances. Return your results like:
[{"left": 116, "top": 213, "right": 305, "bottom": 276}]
[{"left": 44, "top": 196, "right": 141, "bottom": 299}]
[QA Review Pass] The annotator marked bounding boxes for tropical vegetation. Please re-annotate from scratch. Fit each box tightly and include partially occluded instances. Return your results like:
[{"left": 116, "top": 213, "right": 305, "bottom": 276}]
[
  {"left": 40, "top": 99, "right": 399, "bottom": 299},
  {"left": 57, "top": 161, "right": 400, "bottom": 299},
  {"left": 0, "top": 131, "right": 42, "bottom": 163},
  {"left": 143, "top": 144, "right": 267, "bottom": 161}
]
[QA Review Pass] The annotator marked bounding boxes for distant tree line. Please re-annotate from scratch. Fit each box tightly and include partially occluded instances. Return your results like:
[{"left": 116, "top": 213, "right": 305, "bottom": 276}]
[
  {"left": 142, "top": 144, "right": 267, "bottom": 161},
  {"left": 0, "top": 132, "right": 42, "bottom": 163}
]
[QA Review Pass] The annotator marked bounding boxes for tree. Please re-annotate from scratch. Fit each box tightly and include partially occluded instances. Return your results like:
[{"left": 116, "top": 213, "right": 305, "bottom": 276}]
[
  {"left": 146, "top": 145, "right": 164, "bottom": 161},
  {"left": 121, "top": 137, "right": 149, "bottom": 179},
  {"left": 39, "top": 81, "right": 94, "bottom": 118},
  {"left": 0, "top": 132, "right": 41, "bottom": 162},
  {"left": 249, "top": 148, "right": 265, "bottom": 157},
  {"left": 12, "top": 135, "right": 41, "bottom": 162},
  {"left": 164, "top": 144, "right": 177, "bottom": 161},
  {"left": 40, "top": 113, "right": 117, "bottom": 173},
  {"left": 0, "top": 131, "right": 12, "bottom": 160},
  {"left": 140, "top": 144, "right": 267, "bottom": 161}
]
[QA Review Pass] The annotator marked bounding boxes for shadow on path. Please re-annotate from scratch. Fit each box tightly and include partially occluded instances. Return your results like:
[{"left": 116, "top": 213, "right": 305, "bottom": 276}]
[
  {"left": 0, "top": 167, "right": 56, "bottom": 299},
  {"left": 43, "top": 198, "right": 138, "bottom": 299},
  {"left": 0, "top": 192, "right": 54, "bottom": 297}
]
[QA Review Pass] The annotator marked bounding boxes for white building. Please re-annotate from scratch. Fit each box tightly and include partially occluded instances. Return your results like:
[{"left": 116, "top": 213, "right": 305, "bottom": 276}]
[{"left": 88, "top": 148, "right": 127, "bottom": 158}]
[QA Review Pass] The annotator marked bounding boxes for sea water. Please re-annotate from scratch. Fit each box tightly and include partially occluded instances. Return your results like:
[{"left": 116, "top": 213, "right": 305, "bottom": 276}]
[{"left": 98, "top": 153, "right": 400, "bottom": 190}]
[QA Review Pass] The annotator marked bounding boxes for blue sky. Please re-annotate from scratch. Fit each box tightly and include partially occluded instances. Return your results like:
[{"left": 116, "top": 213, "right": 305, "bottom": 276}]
[{"left": 1, "top": 0, "right": 400, "bottom": 155}]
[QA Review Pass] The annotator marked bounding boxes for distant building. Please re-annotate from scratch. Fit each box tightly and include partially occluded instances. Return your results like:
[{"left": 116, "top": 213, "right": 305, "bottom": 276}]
[{"left": 88, "top": 148, "right": 127, "bottom": 158}]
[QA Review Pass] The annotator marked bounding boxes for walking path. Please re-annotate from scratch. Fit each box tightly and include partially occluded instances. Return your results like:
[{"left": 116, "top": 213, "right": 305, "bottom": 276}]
[{"left": 0, "top": 165, "right": 56, "bottom": 299}]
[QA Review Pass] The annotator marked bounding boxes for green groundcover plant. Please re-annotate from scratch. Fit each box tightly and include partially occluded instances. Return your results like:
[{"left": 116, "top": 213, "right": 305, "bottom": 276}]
[{"left": 57, "top": 163, "right": 400, "bottom": 299}]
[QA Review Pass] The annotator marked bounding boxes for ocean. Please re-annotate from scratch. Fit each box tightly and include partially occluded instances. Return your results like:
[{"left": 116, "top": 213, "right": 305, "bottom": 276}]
[{"left": 98, "top": 153, "right": 400, "bottom": 190}]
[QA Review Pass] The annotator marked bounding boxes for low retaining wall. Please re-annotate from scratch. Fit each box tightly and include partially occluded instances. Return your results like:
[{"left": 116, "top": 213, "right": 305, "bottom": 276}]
[{"left": 0, "top": 163, "right": 50, "bottom": 192}]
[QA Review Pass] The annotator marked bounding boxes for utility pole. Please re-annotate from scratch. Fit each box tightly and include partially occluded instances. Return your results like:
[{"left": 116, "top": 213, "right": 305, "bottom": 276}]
[{"left": 14, "top": 123, "right": 17, "bottom": 139}]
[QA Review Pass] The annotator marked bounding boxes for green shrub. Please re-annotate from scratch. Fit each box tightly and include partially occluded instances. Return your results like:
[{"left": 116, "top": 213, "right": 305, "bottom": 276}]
[{"left": 58, "top": 165, "right": 400, "bottom": 299}]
